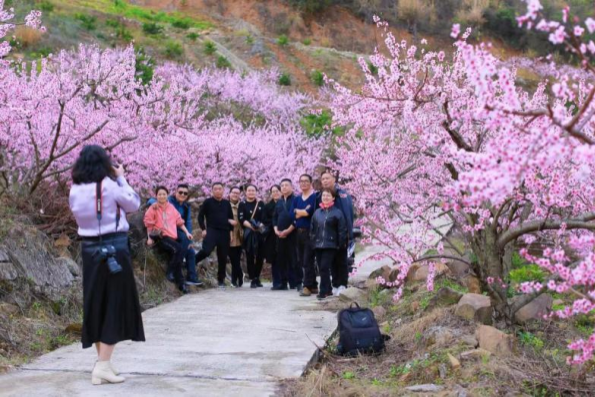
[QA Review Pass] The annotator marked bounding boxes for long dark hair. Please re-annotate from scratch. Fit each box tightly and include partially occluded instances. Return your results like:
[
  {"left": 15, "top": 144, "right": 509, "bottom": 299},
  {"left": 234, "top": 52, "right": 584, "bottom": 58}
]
[{"left": 72, "top": 145, "right": 116, "bottom": 184}]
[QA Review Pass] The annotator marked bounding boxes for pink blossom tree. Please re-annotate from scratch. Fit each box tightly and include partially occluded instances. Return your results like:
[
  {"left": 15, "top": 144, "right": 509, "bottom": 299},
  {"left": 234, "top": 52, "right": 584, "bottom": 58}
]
[{"left": 328, "top": 3, "right": 595, "bottom": 364}]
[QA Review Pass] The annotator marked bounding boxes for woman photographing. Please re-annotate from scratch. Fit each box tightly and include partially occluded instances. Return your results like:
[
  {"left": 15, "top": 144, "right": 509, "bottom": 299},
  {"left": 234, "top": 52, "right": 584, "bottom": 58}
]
[{"left": 69, "top": 145, "right": 145, "bottom": 385}]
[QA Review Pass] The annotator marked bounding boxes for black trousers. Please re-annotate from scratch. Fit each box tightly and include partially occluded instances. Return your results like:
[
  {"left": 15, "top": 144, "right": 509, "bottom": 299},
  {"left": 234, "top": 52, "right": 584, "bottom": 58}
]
[
  {"left": 196, "top": 228, "right": 230, "bottom": 283},
  {"left": 315, "top": 248, "right": 337, "bottom": 295},
  {"left": 159, "top": 236, "right": 185, "bottom": 287},
  {"left": 277, "top": 231, "right": 302, "bottom": 288},
  {"left": 296, "top": 228, "right": 317, "bottom": 289},
  {"left": 331, "top": 246, "right": 349, "bottom": 288},
  {"left": 229, "top": 246, "right": 243, "bottom": 285},
  {"left": 246, "top": 235, "right": 265, "bottom": 281}
]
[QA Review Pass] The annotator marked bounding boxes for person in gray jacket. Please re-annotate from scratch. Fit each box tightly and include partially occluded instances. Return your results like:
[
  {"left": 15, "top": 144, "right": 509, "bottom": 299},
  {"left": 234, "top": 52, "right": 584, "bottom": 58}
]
[{"left": 310, "top": 188, "right": 347, "bottom": 300}]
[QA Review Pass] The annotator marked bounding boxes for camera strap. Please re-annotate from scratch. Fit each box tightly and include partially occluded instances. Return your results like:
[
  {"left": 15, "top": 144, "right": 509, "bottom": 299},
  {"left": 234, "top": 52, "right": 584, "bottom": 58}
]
[{"left": 96, "top": 180, "right": 122, "bottom": 233}]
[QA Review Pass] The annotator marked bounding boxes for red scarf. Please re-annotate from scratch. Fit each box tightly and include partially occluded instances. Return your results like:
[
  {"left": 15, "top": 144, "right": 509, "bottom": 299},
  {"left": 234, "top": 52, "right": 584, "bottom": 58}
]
[{"left": 319, "top": 201, "right": 335, "bottom": 210}]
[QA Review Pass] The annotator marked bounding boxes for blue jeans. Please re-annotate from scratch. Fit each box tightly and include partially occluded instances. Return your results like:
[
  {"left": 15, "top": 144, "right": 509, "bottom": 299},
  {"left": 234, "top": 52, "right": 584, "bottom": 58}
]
[{"left": 177, "top": 230, "right": 198, "bottom": 282}]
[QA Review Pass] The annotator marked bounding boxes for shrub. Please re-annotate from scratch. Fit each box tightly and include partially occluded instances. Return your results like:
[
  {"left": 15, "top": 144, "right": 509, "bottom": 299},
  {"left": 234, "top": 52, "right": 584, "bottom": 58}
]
[
  {"left": 302, "top": 38, "right": 311, "bottom": 45},
  {"left": 38, "top": 1, "right": 54, "bottom": 13},
  {"left": 509, "top": 264, "right": 546, "bottom": 284},
  {"left": 142, "top": 22, "right": 163, "bottom": 35},
  {"left": 116, "top": 26, "right": 133, "bottom": 42},
  {"left": 278, "top": 72, "right": 291, "bottom": 86},
  {"left": 14, "top": 26, "right": 43, "bottom": 48},
  {"left": 75, "top": 13, "right": 97, "bottom": 31},
  {"left": 105, "top": 18, "right": 122, "bottom": 29},
  {"left": 246, "top": 35, "right": 254, "bottom": 45},
  {"left": 135, "top": 47, "right": 155, "bottom": 85},
  {"left": 186, "top": 32, "right": 199, "bottom": 41},
  {"left": 204, "top": 40, "right": 216, "bottom": 55},
  {"left": 310, "top": 70, "right": 324, "bottom": 86},
  {"left": 171, "top": 18, "right": 192, "bottom": 30},
  {"left": 216, "top": 55, "right": 231, "bottom": 69},
  {"left": 164, "top": 40, "right": 183, "bottom": 58},
  {"left": 277, "top": 34, "right": 289, "bottom": 46}
]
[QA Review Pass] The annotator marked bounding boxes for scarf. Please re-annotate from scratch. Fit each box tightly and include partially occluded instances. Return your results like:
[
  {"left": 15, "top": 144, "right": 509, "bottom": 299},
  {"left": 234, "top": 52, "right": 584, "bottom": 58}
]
[{"left": 319, "top": 201, "right": 335, "bottom": 210}]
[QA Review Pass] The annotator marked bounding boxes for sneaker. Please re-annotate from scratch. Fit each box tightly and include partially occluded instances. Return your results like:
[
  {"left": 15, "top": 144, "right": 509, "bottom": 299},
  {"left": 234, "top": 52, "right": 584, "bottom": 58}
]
[
  {"left": 178, "top": 284, "right": 189, "bottom": 294},
  {"left": 271, "top": 285, "right": 288, "bottom": 291},
  {"left": 332, "top": 287, "right": 339, "bottom": 296},
  {"left": 250, "top": 279, "right": 258, "bottom": 289},
  {"left": 337, "top": 286, "right": 347, "bottom": 295},
  {"left": 299, "top": 287, "right": 312, "bottom": 297},
  {"left": 185, "top": 279, "right": 203, "bottom": 286},
  {"left": 317, "top": 292, "right": 333, "bottom": 300},
  {"left": 218, "top": 282, "right": 226, "bottom": 289},
  {"left": 310, "top": 287, "right": 319, "bottom": 294},
  {"left": 256, "top": 278, "right": 263, "bottom": 288}
]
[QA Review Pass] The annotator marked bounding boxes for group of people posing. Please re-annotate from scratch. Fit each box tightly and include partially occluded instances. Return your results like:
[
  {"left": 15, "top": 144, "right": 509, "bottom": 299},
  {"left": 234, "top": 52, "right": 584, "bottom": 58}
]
[{"left": 142, "top": 171, "right": 355, "bottom": 300}]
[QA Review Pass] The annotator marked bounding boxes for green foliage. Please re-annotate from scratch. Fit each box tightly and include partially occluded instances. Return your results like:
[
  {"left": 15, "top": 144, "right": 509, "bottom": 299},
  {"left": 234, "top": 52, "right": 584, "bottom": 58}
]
[
  {"left": 74, "top": 13, "right": 97, "bottom": 31},
  {"left": 135, "top": 47, "right": 155, "bottom": 85},
  {"left": 518, "top": 331, "right": 544, "bottom": 351},
  {"left": 38, "top": 0, "right": 54, "bottom": 13},
  {"left": 216, "top": 55, "right": 231, "bottom": 69},
  {"left": 278, "top": 72, "right": 291, "bottom": 86},
  {"left": 288, "top": 0, "right": 332, "bottom": 14},
  {"left": 142, "top": 22, "right": 163, "bottom": 35},
  {"left": 186, "top": 32, "right": 199, "bottom": 41},
  {"left": 105, "top": 18, "right": 121, "bottom": 28},
  {"left": 171, "top": 18, "right": 192, "bottom": 30},
  {"left": 277, "top": 34, "right": 289, "bottom": 46},
  {"left": 245, "top": 35, "right": 254, "bottom": 45},
  {"left": 435, "top": 278, "right": 468, "bottom": 294},
  {"left": 116, "top": 26, "right": 133, "bottom": 42},
  {"left": 164, "top": 40, "right": 183, "bottom": 59},
  {"left": 509, "top": 264, "right": 546, "bottom": 284},
  {"left": 302, "top": 38, "right": 312, "bottom": 45},
  {"left": 367, "top": 61, "right": 378, "bottom": 76},
  {"left": 342, "top": 371, "right": 355, "bottom": 380},
  {"left": 311, "top": 70, "right": 324, "bottom": 87},
  {"left": 300, "top": 110, "right": 344, "bottom": 137},
  {"left": 204, "top": 40, "right": 217, "bottom": 55}
]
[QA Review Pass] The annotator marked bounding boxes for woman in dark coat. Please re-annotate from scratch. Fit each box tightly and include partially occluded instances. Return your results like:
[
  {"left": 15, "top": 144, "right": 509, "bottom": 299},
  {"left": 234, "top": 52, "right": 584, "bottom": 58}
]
[
  {"left": 262, "top": 184, "right": 281, "bottom": 289},
  {"left": 310, "top": 188, "right": 347, "bottom": 300},
  {"left": 239, "top": 184, "right": 267, "bottom": 288},
  {"left": 69, "top": 145, "right": 145, "bottom": 385}
]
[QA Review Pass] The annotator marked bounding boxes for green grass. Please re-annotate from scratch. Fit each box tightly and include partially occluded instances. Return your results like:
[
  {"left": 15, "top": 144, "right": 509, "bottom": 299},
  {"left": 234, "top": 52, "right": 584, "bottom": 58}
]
[
  {"left": 509, "top": 264, "right": 546, "bottom": 284},
  {"left": 278, "top": 72, "right": 291, "bottom": 86},
  {"left": 75, "top": 0, "right": 211, "bottom": 30},
  {"left": 216, "top": 55, "right": 231, "bottom": 69},
  {"left": 204, "top": 40, "right": 217, "bottom": 55},
  {"left": 186, "top": 32, "right": 199, "bottom": 41},
  {"left": 302, "top": 38, "right": 311, "bottom": 45},
  {"left": 277, "top": 34, "right": 289, "bottom": 46},
  {"left": 142, "top": 22, "right": 163, "bottom": 35},
  {"left": 518, "top": 331, "right": 544, "bottom": 351},
  {"left": 311, "top": 69, "right": 324, "bottom": 86},
  {"left": 164, "top": 40, "right": 183, "bottom": 58},
  {"left": 342, "top": 371, "right": 356, "bottom": 380},
  {"left": 74, "top": 13, "right": 97, "bottom": 30},
  {"left": 38, "top": 0, "right": 55, "bottom": 13}
]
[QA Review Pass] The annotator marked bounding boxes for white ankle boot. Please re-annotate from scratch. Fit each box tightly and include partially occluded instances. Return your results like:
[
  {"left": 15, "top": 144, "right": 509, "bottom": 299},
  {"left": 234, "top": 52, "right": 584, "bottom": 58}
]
[
  {"left": 109, "top": 362, "right": 119, "bottom": 376},
  {"left": 91, "top": 360, "right": 125, "bottom": 385}
]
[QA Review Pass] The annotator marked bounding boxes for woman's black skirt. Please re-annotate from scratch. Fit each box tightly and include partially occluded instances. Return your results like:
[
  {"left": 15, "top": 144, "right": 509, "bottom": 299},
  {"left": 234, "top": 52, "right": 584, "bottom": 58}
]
[{"left": 81, "top": 232, "right": 145, "bottom": 349}]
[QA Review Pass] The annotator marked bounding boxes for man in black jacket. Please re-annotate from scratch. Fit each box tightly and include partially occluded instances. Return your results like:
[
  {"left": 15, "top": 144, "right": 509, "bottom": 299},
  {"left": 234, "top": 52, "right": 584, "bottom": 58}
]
[
  {"left": 273, "top": 178, "right": 302, "bottom": 290},
  {"left": 196, "top": 182, "right": 237, "bottom": 288}
]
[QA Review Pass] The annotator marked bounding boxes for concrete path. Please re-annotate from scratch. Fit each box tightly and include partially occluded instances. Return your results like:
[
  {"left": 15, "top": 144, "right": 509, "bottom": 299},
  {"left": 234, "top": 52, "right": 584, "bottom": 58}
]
[{"left": 0, "top": 285, "right": 336, "bottom": 397}]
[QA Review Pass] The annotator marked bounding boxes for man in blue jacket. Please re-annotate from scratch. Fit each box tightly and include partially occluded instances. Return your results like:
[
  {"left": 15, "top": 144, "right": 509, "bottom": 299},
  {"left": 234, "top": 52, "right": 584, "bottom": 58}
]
[
  {"left": 317, "top": 171, "right": 354, "bottom": 295},
  {"left": 148, "top": 184, "right": 203, "bottom": 286}
]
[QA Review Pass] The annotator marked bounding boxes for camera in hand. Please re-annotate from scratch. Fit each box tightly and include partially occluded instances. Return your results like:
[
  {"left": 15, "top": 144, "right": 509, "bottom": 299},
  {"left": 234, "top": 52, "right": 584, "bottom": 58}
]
[{"left": 96, "top": 245, "right": 122, "bottom": 274}]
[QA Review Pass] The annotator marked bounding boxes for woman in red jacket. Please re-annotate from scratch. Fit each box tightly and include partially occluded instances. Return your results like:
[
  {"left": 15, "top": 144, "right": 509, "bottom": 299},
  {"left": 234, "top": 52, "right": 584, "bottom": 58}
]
[{"left": 144, "top": 186, "right": 193, "bottom": 293}]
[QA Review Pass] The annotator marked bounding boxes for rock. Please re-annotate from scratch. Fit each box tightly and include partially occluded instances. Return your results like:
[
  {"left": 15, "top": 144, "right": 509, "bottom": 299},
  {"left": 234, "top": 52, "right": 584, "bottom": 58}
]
[
  {"left": 455, "top": 293, "right": 492, "bottom": 325},
  {"left": 463, "top": 275, "right": 481, "bottom": 293},
  {"left": 460, "top": 335, "right": 478, "bottom": 348},
  {"left": 425, "top": 326, "right": 456, "bottom": 348},
  {"left": 0, "top": 303, "right": 19, "bottom": 316},
  {"left": 372, "top": 306, "right": 386, "bottom": 321},
  {"left": 364, "top": 278, "right": 377, "bottom": 290},
  {"left": 406, "top": 263, "right": 421, "bottom": 282},
  {"left": 56, "top": 257, "right": 80, "bottom": 277},
  {"left": 426, "top": 286, "right": 463, "bottom": 310},
  {"left": 339, "top": 287, "right": 366, "bottom": 304},
  {"left": 65, "top": 323, "right": 83, "bottom": 335},
  {"left": 405, "top": 384, "right": 444, "bottom": 392},
  {"left": 446, "top": 259, "right": 470, "bottom": 278},
  {"left": 411, "top": 263, "right": 450, "bottom": 282},
  {"left": 439, "top": 363, "right": 447, "bottom": 379},
  {"left": 460, "top": 348, "right": 492, "bottom": 361},
  {"left": 368, "top": 265, "right": 391, "bottom": 281},
  {"left": 0, "top": 262, "right": 18, "bottom": 281},
  {"left": 514, "top": 294, "right": 553, "bottom": 324},
  {"left": 0, "top": 249, "right": 9, "bottom": 262},
  {"left": 388, "top": 266, "right": 402, "bottom": 283},
  {"left": 448, "top": 353, "right": 461, "bottom": 369},
  {"left": 476, "top": 325, "right": 515, "bottom": 357},
  {"left": 410, "top": 301, "right": 420, "bottom": 312}
]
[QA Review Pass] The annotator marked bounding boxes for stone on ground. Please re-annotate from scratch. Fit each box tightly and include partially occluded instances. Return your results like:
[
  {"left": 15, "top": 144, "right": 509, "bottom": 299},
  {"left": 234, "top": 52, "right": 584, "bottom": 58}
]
[
  {"left": 426, "top": 286, "right": 463, "bottom": 310},
  {"left": 410, "top": 263, "right": 450, "bottom": 282},
  {"left": 455, "top": 293, "right": 492, "bottom": 325},
  {"left": 339, "top": 287, "right": 367, "bottom": 304},
  {"left": 462, "top": 275, "right": 481, "bottom": 294},
  {"left": 368, "top": 265, "right": 391, "bottom": 281},
  {"left": 372, "top": 306, "right": 386, "bottom": 321},
  {"left": 475, "top": 325, "right": 515, "bottom": 357},
  {"left": 448, "top": 353, "right": 461, "bottom": 370},
  {"left": 405, "top": 384, "right": 444, "bottom": 392},
  {"left": 514, "top": 294, "right": 553, "bottom": 324},
  {"left": 460, "top": 348, "right": 492, "bottom": 361}
]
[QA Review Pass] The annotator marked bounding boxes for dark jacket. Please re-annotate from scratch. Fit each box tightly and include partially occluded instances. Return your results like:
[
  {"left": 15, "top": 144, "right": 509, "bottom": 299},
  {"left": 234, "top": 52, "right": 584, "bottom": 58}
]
[
  {"left": 316, "top": 185, "right": 354, "bottom": 240},
  {"left": 310, "top": 205, "right": 347, "bottom": 250},
  {"left": 198, "top": 197, "right": 233, "bottom": 231},
  {"left": 273, "top": 194, "right": 295, "bottom": 232}
]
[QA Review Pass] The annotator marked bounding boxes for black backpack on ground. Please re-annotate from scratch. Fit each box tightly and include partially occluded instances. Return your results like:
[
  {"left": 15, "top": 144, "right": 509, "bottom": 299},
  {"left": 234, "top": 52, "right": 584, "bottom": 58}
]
[{"left": 336, "top": 303, "right": 386, "bottom": 356}]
